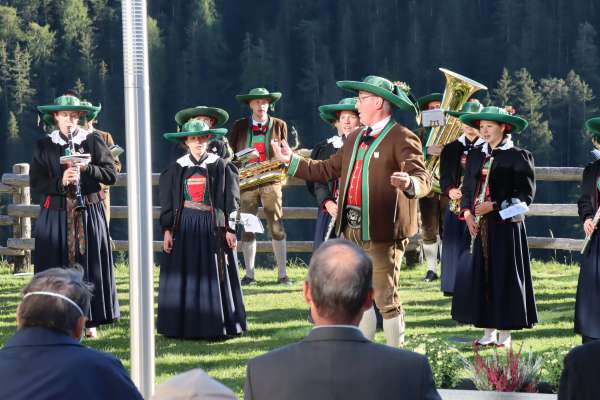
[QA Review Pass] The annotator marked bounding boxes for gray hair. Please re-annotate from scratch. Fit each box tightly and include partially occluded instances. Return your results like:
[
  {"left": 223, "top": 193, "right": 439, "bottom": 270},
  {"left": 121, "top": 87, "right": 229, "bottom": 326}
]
[
  {"left": 18, "top": 266, "right": 93, "bottom": 335},
  {"left": 307, "top": 239, "right": 372, "bottom": 322}
]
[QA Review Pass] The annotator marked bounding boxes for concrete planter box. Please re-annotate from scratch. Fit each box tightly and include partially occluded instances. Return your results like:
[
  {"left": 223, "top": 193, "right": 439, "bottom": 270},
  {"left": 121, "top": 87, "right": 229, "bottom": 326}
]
[{"left": 439, "top": 389, "right": 557, "bottom": 399}]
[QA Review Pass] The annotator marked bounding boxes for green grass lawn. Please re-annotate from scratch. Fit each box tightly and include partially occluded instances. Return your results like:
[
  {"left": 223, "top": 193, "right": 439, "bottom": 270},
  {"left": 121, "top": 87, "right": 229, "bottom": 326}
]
[{"left": 0, "top": 257, "right": 582, "bottom": 395}]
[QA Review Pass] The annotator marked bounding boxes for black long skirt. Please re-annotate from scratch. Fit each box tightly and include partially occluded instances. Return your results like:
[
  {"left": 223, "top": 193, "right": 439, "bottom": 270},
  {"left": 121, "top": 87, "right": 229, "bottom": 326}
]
[
  {"left": 313, "top": 209, "right": 335, "bottom": 251},
  {"left": 575, "top": 232, "right": 600, "bottom": 339},
  {"left": 33, "top": 203, "right": 119, "bottom": 327},
  {"left": 451, "top": 216, "right": 538, "bottom": 330},
  {"left": 440, "top": 208, "right": 469, "bottom": 295},
  {"left": 157, "top": 208, "right": 247, "bottom": 339}
]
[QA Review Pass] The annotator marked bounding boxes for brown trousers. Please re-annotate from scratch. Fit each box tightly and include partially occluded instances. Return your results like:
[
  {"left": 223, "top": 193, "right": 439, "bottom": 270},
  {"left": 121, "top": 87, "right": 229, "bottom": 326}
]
[
  {"left": 343, "top": 226, "right": 407, "bottom": 320},
  {"left": 419, "top": 192, "right": 449, "bottom": 244},
  {"left": 240, "top": 182, "right": 286, "bottom": 241}
]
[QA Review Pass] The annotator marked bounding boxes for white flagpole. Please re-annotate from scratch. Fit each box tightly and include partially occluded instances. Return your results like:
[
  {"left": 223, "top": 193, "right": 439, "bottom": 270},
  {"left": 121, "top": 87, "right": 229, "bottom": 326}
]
[{"left": 121, "top": 0, "right": 155, "bottom": 397}]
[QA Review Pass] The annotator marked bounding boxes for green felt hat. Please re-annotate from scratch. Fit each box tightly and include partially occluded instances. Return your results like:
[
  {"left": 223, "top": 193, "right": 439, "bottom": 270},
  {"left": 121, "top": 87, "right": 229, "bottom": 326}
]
[
  {"left": 163, "top": 119, "right": 227, "bottom": 142},
  {"left": 336, "top": 76, "right": 416, "bottom": 112},
  {"left": 586, "top": 117, "right": 600, "bottom": 141},
  {"left": 447, "top": 101, "right": 483, "bottom": 118},
  {"left": 417, "top": 93, "right": 443, "bottom": 110},
  {"left": 235, "top": 88, "right": 282, "bottom": 105},
  {"left": 459, "top": 106, "right": 528, "bottom": 133},
  {"left": 174, "top": 106, "right": 229, "bottom": 128},
  {"left": 37, "top": 95, "right": 96, "bottom": 127},
  {"left": 318, "top": 97, "right": 358, "bottom": 123}
]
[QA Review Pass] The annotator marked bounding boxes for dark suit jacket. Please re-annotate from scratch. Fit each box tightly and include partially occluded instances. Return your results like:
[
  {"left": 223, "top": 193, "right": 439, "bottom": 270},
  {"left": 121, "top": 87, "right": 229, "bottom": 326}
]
[
  {"left": 559, "top": 341, "right": 600, "bottom": 400},
  {"left": 0, "top": 327, "right": 143, "bottom": 400},
  {"left": 244, "top": 326, "right": 441, "bottom": 400}
]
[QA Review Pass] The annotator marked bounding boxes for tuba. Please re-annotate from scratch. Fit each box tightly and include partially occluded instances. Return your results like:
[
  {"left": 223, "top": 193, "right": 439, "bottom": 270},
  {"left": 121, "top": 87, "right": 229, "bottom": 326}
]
[{"left": 424, "top": 68, "right": 487, "bottom": 193}]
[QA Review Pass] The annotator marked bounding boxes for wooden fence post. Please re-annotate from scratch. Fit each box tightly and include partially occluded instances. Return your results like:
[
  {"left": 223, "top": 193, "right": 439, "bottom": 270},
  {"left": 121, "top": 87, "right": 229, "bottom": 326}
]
[{"left": 12, "top": 163, "right": 31, "bottom": 273}]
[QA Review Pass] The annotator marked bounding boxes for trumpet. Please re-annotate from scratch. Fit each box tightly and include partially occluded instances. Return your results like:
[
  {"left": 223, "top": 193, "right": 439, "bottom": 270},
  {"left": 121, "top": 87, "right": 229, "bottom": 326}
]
[{"left": 470, "top": 157, "right": 494, "bottom": 254}]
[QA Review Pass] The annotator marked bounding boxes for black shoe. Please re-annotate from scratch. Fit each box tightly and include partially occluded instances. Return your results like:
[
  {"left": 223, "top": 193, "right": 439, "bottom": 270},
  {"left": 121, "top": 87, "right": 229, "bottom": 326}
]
[
  {"left": 278, "top": 276, "right": 292, "bottom": 285},
  {"left": 423, "top": 270, "right": 439, "bottom": 282},
  {"left": 241, "top": 276, "right": 257, "bottom": 285}
]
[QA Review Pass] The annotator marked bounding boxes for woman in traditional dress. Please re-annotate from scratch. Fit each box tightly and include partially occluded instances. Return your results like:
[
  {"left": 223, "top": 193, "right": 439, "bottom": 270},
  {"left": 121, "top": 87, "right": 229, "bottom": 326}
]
[
  {"left": 439, "top": 100, "right": 484, "bottom": 296},
  {"left": 32, "top": 94, "right": 119, "bottom": 338},
  {"left": 452, "top": 106, "right": 537, "bottom": 348},
  {"left": 307, "top": 98, "right": 360, "bottom": 250},
  {"left": 158, "top": 119, "right": 246, "bottom": 340},
  {"left": 575, "top": 117, "right": 600, "bottom": 343}
]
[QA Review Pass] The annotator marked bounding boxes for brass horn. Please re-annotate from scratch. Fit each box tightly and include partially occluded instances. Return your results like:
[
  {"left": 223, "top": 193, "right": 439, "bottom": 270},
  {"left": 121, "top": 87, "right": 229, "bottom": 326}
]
[{"left": 424, "top": 68, "right": 487, "bottom": 193}]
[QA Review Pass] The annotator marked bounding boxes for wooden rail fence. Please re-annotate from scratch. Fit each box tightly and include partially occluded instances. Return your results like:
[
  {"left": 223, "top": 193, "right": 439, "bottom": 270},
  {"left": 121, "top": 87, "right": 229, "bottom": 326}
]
[{"left": 0, "top": 164, "right": 587, "bottom": 272}]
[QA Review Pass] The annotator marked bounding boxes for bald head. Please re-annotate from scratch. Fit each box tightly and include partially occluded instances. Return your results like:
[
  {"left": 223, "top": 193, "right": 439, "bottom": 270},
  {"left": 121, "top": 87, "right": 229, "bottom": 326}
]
[{"left": 307, "top": 239, "right": 372, "bottom": 324}]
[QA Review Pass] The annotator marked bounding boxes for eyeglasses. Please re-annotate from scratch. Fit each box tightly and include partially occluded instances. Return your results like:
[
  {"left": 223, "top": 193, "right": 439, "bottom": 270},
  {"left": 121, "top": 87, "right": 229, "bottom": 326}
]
[{"left": 357, "top": 95, "right": 376, "bottom": 103}]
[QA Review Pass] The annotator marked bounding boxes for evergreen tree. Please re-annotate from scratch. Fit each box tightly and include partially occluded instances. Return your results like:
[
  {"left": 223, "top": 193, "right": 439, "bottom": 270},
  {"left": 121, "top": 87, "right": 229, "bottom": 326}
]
[
  {"left": 0, "top": 5, "right": 22, "bottom": 44},
  {"left": 25, "top": 22, "right": 56, "bottom": 64},
  {"left": 492, "top": 68, "right": 516, "bottom": 106},
  {"left": 513, "top": 68, "right": 553, "bottom": 163},
  {"left": 9, "top": 43, "right": 36, "bottom": 116},
  {"left": 7, "top": 111, "right": 19, "bottom": 142}
]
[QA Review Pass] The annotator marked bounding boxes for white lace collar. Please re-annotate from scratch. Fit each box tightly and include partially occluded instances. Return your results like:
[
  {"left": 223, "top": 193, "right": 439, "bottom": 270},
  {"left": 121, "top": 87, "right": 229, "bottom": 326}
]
[
  {"left": 176, "top": 152, "right": 219, "bottom": 168},
  {"left": 481, "top": 135, "right": 514, "bottom": 155},
  {"left": 327, "top": 135, "right": 344, "bottom": 149},
  {"left": 48, "top": 128, "right": 90, "bottom": 146},
  {"left": 457, "top": 134, "right": 485, "bottom": 147}
]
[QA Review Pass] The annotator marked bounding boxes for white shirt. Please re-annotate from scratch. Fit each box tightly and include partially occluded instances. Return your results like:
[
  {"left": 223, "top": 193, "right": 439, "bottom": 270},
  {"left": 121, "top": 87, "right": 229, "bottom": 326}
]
[{"left": 367, "top": 116, "right": 392, "bottom": 135}]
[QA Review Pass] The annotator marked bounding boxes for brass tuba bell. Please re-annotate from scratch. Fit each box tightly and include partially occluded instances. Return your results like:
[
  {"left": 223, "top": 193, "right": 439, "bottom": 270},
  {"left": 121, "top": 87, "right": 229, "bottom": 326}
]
[{"left": 424, "top": 68, "right": 487, "bottom": 193}]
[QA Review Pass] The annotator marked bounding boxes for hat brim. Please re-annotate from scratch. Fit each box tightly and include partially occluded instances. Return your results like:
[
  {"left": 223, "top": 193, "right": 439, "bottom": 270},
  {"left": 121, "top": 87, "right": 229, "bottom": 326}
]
[
  {"left": 336, "top": 81, "right": 415, "bottom": 112},
  {"left": 319, "top": 112, "right": 336, "bottom": 124},
  {"left": 163, "top": 128, "right": 227, "bottom": 142},
  {"left": 175, "top": 107, "right": 229, "bottom": 128},
  {"left": 460, "top": 113, "right": 528, "bottom": 133},
  {"left": 586, "top": 118, "right": 600, "bottom": 135},
  {"left": 37, "top": 105, "right": 96, "bottom": 114},
  {"left": 318, "top": 104, "right": 358, "bottom": 124},
  {"left": 235, "top": 93, "right": 282, "bottom": 104},
  {"left": 85, "top": 105, "right": 102, "bottom": 122},
  {"left": 417, "top": 93, "right": 443, "bottom": 109}
]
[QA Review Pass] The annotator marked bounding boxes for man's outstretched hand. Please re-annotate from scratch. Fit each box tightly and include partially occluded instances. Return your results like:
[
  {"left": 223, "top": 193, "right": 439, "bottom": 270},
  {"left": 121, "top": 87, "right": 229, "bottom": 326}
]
[{"left": 270, "top": 139, "right": 292, "bottom": 163}]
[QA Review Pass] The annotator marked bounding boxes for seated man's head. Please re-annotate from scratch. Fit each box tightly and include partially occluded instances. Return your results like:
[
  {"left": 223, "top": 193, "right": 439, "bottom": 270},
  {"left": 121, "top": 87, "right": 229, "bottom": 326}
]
[
  {"left": 305, "top": 239, "right": 373, "bottom": 326},
  {"left": 17, "top": 267, "right": 93, "bottom": 340}
]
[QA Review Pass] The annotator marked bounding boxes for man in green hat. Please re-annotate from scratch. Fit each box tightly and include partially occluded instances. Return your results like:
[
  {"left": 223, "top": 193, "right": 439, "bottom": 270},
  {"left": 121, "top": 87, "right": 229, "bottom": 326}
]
[
  {"left": 80, "top": 101, "right": 121, "bottom": 224},
  {"left": 271, "top": 76, "right": 431, "bottom": 347},
  {"left": 229, "top": 88, "right": 290, "bottom": 285},
  {"left": 415, "top": 92, "right": 447, "bottom": 283}
]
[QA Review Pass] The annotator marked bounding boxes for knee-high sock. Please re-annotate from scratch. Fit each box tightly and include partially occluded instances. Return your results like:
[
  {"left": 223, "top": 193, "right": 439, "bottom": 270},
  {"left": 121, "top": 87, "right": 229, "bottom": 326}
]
[
  {"left": 272, "top": 239, "right": 287, "bottom": 278},
  {"left": 358, "top": 307, "right": 377, "bottom": 340},
  {"left": 242, "top": 239, "right": 257, "bottom": 279},
  {"left": 423, "top": 241, "right": 439, "bottom": 273},
  {"left": 383, "top": 314, "right": 405, "bottom": 347}
]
